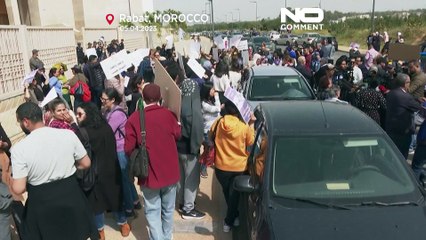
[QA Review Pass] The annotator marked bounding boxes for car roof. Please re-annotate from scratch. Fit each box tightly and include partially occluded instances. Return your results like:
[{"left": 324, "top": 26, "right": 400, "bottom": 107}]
[
  {"left": 251, "top": 66, "right": 299, "bottom": 76},
  {"left": 258, "top": 101, "right": 384, "bottom": 135}
]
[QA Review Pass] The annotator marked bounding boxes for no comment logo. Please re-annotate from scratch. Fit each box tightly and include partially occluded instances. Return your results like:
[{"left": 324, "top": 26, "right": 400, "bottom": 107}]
[{"left": 280, "top": 8, "right": 324, "bottom": 31}]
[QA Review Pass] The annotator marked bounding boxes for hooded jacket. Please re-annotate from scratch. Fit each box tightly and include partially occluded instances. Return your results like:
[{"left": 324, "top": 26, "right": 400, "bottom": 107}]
[
  {"left": 211, "top": 115, "right": 255, "bottom": 172},
  {"left": 177, "top": 78, "right": 204, "bottom": 155}
]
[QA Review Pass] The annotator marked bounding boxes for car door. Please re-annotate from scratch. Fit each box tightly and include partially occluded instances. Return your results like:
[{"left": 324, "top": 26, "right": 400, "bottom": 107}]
[{"left": 246, "top": 112, "right": 269, "bottom": 239}]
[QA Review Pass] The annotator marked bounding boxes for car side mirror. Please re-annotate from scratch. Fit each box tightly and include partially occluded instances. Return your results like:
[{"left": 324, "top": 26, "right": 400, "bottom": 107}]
[{"left": 234, "top": 175, "right": 257, "bottom": 193}]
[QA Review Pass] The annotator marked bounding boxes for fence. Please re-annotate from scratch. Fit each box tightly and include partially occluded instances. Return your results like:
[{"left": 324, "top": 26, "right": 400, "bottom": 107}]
[{"left": 0, "top": 25, "right": 77, "bottom": 140}]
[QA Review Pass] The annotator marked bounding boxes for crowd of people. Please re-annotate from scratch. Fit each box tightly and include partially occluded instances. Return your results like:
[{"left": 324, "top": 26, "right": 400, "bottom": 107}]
[{"left": 0, "top": 30, "right": 426, "bottom": 240}]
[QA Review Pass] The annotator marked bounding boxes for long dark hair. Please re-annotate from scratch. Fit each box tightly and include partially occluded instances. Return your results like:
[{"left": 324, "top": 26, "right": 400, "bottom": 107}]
[
  {"left": 214, "top": 61, "right": 229, "bottom": 78},
  {"left": 49, "top": 67, "right": 58, "bottom": 78},
  {"left": 78, "top": 102, "right": 107, "bottom": 129},
  {"left": 200, "top": 81, "right": 214, "bottom": 103}
]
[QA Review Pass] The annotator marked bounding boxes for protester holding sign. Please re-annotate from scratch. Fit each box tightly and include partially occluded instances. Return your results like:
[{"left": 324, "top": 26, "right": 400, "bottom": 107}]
[{"left": 210, "top": 100, "right": 255, "bottom": 233}]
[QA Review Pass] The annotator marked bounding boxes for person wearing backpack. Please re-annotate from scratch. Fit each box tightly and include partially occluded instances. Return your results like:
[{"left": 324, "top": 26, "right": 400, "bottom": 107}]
[
  {"left": 70, "top": 65, "right": 90, "bottom": 110},
  {"left": 102, "top": 88, "right": 140, "bottom": 218}
]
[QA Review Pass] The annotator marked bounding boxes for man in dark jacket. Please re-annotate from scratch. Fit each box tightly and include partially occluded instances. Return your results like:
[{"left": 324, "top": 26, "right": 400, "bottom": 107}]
[
  {"left": 85, "top": 55, "right": 106, "bottom": 109},
  {"left": 76, "top": 43, "right": 85, "bottom": 65},
  {"left": 386, "top": 73, "right": 421, "bottom": 158}
]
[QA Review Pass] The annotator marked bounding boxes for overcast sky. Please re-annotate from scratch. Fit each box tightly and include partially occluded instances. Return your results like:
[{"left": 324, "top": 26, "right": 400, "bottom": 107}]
[{"left": 153, "top": 0, "right": 425, "bottom": 22}]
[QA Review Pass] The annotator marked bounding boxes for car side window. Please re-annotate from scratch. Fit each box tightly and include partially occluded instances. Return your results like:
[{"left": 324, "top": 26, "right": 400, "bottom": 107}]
[{"left": 249, "top": 123, "right": 268, "bottom": 184}]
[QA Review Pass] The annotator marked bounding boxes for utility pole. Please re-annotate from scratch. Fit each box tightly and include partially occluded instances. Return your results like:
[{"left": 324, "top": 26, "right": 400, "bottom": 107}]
[
  {"left": 249, "top": 1, "right": 257, "bottom": 22},
  {"left": 371, "top": 0, "right": 376, "bottom": 33},
  {"left": 209, "top": 0, "right": 215, "bottom": 38}
]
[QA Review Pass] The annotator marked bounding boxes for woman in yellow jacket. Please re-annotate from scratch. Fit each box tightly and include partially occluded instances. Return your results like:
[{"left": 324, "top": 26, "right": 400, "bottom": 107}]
[{"left": 210, "top": 100, "right": 255, "bottom": 233}]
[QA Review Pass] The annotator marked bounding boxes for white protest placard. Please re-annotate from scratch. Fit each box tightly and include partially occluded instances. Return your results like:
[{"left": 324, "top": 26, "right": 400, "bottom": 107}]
[
  {"left": 242, "top": 50, "right": 249, "bottom": 67},
  {"left": 212, "top": 48, "right": 219, "bottom": 62},
  {"left": 22, "top": 69, "right": 38, "bottom": 86},
  {"left": 214, "top": 36, "right": 224, "bottom": 49},
  {"left": 187, "top": 58, "right": 205, "bottom": 79},
  {"left": 230, "top": 35, "right": 243, "bottom": 48},
  {"left": 126, "top": 48, "right": 149, "bottom": 67},
  {"left": 165, "top": 35, "right": 174, "bottom": 49},
  {"left": 124, "top": 76, "right": 130, "bottom": 88},
  {"left": 100, "top": 50, "right": 132, "bottom": 79},
  {"left": 85, "top": 48, "right": 97, "bottom": 57},
  {"left": 237, "top": 40, "right": 249, "bottom": 51},
  {"left": 40, "top": 87, "right": 58, "bottom": 108},
  {"left": 189, "top": 41, "right": 201, "bottom": 59},
  {"left": 224, "top": 87, "right": 251, "bottom": 123}
]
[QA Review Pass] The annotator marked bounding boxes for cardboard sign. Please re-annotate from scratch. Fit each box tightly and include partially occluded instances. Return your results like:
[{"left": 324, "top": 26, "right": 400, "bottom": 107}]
[
  {"left": 85, "top": 48, "right": 97, "bottom": 57},
  {"left": 223, "top": 37, "right": 229, "bottom": 50},
  {"left": 187, "top": 58, "right": 205, "bottom": 79},
  {"left": 100, "top": 50, "right": 132, "bottom": 79},
  {"left": 127, "top": 48, "right": 150, "bottom": 68},
  {"left": 224, "top": 87, "right": 251, "bottom": 123},
  {"left": 153, "top": 58, "right": 181, "bottom": 120},
  {"left": 388, "top": 43, "right": 421, "bottom": 61},
  {"left": 238, "top": 40, "right": 249, "bottom": 51},
  {"left": 22, "top": 69, "right": 38, "bottom": 86}
]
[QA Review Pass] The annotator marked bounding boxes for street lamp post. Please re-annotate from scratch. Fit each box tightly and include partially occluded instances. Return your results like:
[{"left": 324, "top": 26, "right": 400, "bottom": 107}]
[
  {"left": 234, "top": 8, "right": 240, "bottom": 22},
  {"left": 208, "top": 0, "right": 214, "bottom": 39},
  {"left": 249, "top": 1, "right": 257, "bottom": 22}
]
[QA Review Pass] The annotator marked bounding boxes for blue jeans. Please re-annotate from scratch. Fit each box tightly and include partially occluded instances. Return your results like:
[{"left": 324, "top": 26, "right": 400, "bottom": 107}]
[
  {"left": 141, "top": 184, "right": 177, "bottom": 240},
  {"left": 94, "top": 211, "right": 127, "bottom": 230},
  {"left": 117, "top": 151, "right": 139, "bottom": 211}
]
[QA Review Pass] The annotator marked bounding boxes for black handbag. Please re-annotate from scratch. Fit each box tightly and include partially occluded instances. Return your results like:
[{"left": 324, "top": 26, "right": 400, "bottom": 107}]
[{"left": 129, "top": 108, "right": 150, "bottom": 179}]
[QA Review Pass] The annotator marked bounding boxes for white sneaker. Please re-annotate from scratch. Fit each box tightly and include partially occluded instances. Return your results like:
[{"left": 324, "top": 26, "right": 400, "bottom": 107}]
[
  {"left": 233, "top": 217, "right": 240, "bottom": 227},
  {"left": 223, "top": 221, "right": 231, "bottom": 232}
]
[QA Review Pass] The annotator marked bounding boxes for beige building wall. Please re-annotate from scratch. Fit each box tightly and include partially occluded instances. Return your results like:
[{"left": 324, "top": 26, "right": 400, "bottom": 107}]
[{"left": 37, "top": 0, "right": 75, "bottom": 27}]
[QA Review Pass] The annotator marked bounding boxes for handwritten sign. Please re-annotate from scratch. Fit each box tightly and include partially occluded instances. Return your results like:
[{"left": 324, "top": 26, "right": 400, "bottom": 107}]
[
  {"left": 100, "top": 50, "right": 132, "bottom": 79},
  {"left": 224, "top": 87, "right": 251, "bottom": 123}
]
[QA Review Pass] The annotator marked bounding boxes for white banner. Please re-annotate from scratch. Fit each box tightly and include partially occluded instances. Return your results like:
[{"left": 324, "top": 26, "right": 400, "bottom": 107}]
[
  {"left": 214, "top": 35, "right": 224, "bottom": 49},
  {"left": 100, "top": 50, "right": 132, "bottom": 79}
]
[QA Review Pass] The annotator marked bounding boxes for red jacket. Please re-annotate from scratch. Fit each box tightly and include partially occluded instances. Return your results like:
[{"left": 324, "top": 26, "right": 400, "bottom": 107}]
[{"left": 125, "top": 105, "right": 181, "bottom": 189}]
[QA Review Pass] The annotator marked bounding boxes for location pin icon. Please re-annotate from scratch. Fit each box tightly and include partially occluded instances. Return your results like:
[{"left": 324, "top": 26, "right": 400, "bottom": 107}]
[{"left": 106, "top": 14, "right": 114, "bottom": 25}]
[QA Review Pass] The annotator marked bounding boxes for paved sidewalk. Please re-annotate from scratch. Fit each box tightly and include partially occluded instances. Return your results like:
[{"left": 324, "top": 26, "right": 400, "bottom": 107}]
[{"left": 102, "top": 166, "right": 232, "bottom": 240}]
